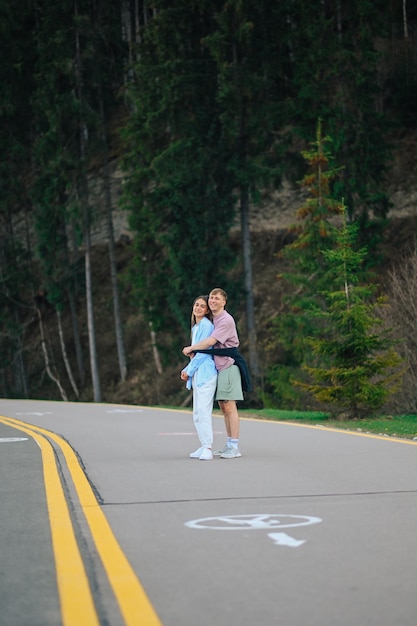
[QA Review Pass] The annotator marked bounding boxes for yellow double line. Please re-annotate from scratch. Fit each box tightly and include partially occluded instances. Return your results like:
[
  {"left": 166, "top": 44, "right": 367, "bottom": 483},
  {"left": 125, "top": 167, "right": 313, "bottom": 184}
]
[{"left": 0, "top": 415, "right": 162, "bottom": 626}]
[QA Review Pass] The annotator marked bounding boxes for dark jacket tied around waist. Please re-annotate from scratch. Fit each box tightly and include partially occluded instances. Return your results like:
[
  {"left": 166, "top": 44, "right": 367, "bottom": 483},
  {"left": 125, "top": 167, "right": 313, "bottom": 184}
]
[{"left": 193, "top": 347, "right": 252, "bottom": 393}]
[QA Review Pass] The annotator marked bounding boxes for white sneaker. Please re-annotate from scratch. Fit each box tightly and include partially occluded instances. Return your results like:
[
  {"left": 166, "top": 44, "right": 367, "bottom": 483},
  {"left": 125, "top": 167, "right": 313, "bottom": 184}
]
[
  {"left": 189, "top": 446, "right": 204, "bottom": 458},
  {"left": 213, "top": 444, "right": 230, "bottom": 456},
  {"left": 220, "top": 447, "right": 241, "bottom": 459},
  {"left": 199, "top": 448, "right": 213, "bottom": 461}
]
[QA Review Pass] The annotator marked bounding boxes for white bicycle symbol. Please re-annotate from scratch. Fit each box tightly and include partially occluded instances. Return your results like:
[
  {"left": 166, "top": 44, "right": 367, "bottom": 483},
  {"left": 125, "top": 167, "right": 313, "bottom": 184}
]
[
  {"left": 185, "top": 513, "right": 321, "bottom": 530},
  {"left": 185, "top": 514, "right": 322, "bottom": 547}
]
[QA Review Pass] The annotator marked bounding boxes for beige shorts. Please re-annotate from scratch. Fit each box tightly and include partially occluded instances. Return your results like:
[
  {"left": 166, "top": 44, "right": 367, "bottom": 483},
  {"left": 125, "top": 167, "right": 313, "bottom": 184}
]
[{"left": 215, "top": 365, "right": 243, "bottom": 401}]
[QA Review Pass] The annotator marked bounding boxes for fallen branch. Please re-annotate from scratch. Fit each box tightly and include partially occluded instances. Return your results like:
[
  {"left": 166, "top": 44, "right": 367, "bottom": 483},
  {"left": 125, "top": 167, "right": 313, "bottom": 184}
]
[{"left": 37, "top": 308, "right": 68, "bottom": 402}]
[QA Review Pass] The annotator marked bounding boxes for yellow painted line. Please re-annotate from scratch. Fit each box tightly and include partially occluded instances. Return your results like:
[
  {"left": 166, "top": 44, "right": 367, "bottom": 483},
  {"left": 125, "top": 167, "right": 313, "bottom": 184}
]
[
  {"left": 0, "top": 416, "right": 99, "bottom": 626},
  {"left": 2, "top": 416, "right": 162, "bottom": 626}
]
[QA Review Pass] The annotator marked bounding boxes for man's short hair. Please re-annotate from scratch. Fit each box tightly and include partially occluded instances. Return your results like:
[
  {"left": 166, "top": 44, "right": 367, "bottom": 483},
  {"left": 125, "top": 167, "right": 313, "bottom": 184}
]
[{"left": 210, "top": 287, "right": 227, "bottom": 301}]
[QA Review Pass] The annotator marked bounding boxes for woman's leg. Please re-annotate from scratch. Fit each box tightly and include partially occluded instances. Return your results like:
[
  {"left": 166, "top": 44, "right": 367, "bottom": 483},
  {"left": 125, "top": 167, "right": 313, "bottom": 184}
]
[
  {"left": 195, "top": 375, "right": 217, "bottom": 448},
  {"left": 192, "top": 383, "right": 202, "bottom": 443}
]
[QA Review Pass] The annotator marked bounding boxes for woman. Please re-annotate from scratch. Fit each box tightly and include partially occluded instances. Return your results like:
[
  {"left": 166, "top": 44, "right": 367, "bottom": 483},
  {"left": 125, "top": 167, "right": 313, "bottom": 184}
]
[{"left": 181, "top": 295, "right": 217, "bottom": 460}]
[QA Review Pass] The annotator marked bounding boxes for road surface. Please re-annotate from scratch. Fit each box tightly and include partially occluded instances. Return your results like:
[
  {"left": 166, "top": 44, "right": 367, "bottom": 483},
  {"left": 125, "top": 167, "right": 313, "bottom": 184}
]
[{"left": 1, "top": 398, "right": 416, "bottom": 626}]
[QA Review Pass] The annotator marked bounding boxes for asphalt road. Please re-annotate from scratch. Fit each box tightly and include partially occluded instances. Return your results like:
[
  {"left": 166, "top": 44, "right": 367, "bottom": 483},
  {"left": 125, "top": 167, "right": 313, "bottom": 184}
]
[{"left": 1, "top": 398, "right": 417, "bottom": 626}]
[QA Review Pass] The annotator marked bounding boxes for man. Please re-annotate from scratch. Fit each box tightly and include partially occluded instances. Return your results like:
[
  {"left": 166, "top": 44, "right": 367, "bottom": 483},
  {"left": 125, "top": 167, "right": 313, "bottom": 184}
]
[{"left": 182, "top": 288, "right": 243, "bottom": 459}]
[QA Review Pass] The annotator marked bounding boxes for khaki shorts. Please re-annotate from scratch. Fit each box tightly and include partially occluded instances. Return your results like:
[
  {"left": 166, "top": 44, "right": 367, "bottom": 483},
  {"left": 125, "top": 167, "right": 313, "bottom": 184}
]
[{"left": 215, "top": 365, "right": 243, "bottom": 401}]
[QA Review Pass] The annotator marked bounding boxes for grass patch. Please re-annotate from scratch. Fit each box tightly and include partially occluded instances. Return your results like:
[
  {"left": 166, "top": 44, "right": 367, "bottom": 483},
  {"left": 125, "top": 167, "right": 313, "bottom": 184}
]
[
  {"left": 238, "top": 409, "right": 417, "bottom": 440},
  {"left": 164, "top": 404, "right": 417, "bottom": 440}
]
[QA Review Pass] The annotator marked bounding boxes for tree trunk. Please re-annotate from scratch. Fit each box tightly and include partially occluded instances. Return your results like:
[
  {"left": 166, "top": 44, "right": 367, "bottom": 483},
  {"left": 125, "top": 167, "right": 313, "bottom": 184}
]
[
  {"left": 121, "top": 0, "right": 147, "bottom": 80},
  {"left": 37, "top": 308, "right": 68, "bottom": 401},
  {"left": 67, "top": 283, "right": 85, "bottom": 388},
  {"left": 240, "top": 185, "right": 261, "bottom": 383},
  {"left": 84, "top": 221, "right": 101, "bottom": 402},
  {"left": 75, "top": 0, "right": 101, "bottom": 402},
  {"left": 14, "top": 308, "right": 29, "bottom": 398},
  {"left": 403, "top": 0, "right": 408, "bottom": 39},
  {"left": 99, "top": 96, "right": 127, "bottom": 382},
  {"left": 0, "top": 347, "right": 7, "bottom": 396},
  {"left": 121, "top": 0, "right": 134, "bottom": 79},
  {"left": 149, "top": 320, "right": 163, "bottom": 374},
  {"left": 230, "top": 35, "right": 261, "bottom": 387}
]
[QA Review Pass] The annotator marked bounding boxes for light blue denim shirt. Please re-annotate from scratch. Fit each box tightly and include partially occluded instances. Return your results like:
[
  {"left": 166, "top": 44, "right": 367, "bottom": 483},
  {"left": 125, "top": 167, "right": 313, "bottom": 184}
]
[{"left": 183, "top": 316, "right": 217, "bottom": 389}]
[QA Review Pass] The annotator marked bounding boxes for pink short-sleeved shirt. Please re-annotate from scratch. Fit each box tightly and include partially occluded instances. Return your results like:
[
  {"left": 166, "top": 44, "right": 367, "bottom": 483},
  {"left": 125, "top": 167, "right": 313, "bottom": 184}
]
[{"left": 212, "top": 310, "right": 239, "bottom": 372}]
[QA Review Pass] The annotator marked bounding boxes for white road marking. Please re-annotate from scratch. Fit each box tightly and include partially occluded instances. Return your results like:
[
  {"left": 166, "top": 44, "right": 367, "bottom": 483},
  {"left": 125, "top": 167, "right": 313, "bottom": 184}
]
[
  {"left": 0, "top": 437, "right": 29, "bottom": 443},
  {"left": 158, "top": 431, "right": 224, "bottom": 436},
  {"left": 185, "top": 514, "right": 322, "bottom": 548},
  {"left": 186, "top": 513, "right": 322, "bottom": 530},
  {"left": 16, "top": 412, "right": 52, "bottom": 416},
  {"left": 106, "top": 409, "right": 144, "bottom": 413},
  {"left": 268, "top": 533, "right": 306, "bottom": 547}
]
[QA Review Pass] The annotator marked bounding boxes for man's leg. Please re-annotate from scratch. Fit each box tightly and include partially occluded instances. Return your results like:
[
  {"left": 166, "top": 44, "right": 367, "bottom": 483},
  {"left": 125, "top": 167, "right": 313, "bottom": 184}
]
[
  {"left": 218, "top": 400, "right": 241, "bottom": 458},
  {"left": 218, "top": 400, "right": 239, "bottom": 439},
  {"left": 218, "top": 400, "right": 230, "bottom": 437}
]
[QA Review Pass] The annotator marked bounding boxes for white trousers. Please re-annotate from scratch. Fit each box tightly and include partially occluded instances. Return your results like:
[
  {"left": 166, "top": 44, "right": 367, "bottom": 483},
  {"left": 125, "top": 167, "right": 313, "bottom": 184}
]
[{"left": 192, "top": 374, "right": 217, "bottom": 448}]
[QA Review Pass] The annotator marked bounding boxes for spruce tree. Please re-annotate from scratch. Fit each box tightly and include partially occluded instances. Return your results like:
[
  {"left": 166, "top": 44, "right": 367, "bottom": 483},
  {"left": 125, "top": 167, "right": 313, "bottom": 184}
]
[
  {"left": 269, "top": 122, "right": 342, "bottom": 407},
  {"left": 296, "top": 206, "right": 403, "bottom": 418}
]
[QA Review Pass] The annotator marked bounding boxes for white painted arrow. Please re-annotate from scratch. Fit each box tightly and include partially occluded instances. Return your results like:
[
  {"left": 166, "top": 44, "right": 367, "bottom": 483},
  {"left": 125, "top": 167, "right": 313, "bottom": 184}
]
[{"left": 268, "top": 532, "right": 306, "bottom": 547}]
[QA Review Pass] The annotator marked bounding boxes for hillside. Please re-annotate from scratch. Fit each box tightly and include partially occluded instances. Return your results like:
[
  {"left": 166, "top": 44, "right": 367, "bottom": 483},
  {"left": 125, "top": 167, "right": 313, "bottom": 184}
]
[{"left": 23, "top": 127, "right": 417, "bottom": 410}]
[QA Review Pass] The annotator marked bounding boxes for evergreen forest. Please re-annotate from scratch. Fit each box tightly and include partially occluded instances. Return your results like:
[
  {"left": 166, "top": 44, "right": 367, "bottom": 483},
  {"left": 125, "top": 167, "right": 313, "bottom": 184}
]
[{"left": 1, "top": 0, "right": 417, "bottom": 414}]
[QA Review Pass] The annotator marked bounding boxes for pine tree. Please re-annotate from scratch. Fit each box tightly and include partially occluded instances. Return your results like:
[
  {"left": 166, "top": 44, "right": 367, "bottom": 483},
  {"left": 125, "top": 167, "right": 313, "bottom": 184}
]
[
  {"left": 268, "top": 122, "right": 342, "bottom": 407},
  {"left": 296, "top": 205, "right": 403, "bottom": 418}
]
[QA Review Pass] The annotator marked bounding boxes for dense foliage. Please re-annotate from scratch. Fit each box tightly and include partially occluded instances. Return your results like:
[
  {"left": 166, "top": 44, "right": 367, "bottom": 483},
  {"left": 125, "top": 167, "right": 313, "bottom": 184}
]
[{"left": 0, "top": 0, "right": 415, "bottom": 406}]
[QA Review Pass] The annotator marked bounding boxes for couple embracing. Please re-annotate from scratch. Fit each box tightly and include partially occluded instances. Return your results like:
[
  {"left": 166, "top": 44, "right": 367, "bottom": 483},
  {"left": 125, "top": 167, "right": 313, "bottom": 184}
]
[{"left": 181, "top": 288, "right": 250, "bottom": 461}]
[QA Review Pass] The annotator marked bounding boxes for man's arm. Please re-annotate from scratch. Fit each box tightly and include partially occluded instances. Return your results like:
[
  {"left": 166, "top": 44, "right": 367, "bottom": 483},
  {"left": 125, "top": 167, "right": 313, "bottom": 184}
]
[{"left": 182, "top": 336, "right": 216, "bottom": 356}]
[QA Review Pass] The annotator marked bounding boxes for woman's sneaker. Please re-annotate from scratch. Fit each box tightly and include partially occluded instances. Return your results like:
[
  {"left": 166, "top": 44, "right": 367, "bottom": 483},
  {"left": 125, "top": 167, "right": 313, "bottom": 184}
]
[
  {"left": 220, "top": 447, "right": 241, "bottom": 459},
  {"left": 189, "top": 446, "right": 204, "bottom": 458},
  {"left": 199, "top": 448, "right": 213, "bottom": 461}
]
